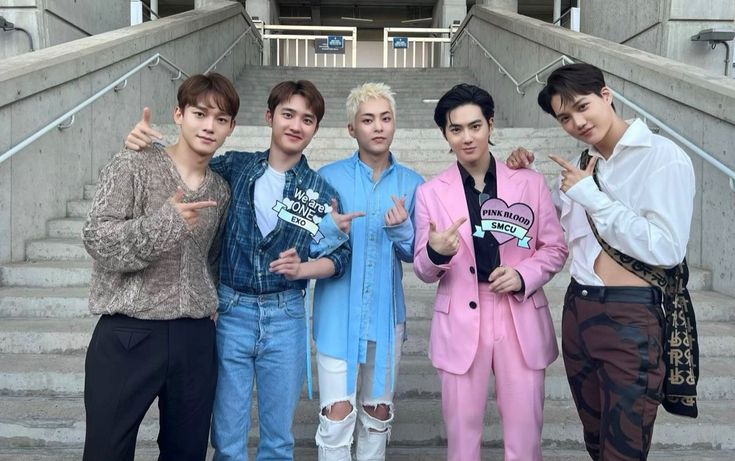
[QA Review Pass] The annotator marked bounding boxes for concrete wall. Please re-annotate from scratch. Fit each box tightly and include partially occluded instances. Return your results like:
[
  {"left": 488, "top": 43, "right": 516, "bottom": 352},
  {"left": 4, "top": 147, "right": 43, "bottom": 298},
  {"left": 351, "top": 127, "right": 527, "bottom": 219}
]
[
  {"left": 0, "top": 0, "right": 130, "bottom": 59},
  {"left": 0, "top": 1, "right": 262, "bottom": 264},
  {"left": 581, "top": 0, "right": 735, "bottom": 77},
  {"left": 451, "top": 6, "right": 735, "bottom": 295}
]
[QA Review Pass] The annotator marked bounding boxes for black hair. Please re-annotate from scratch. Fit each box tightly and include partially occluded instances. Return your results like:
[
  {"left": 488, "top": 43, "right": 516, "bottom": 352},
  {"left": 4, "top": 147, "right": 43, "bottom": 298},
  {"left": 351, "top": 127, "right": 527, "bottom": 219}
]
[
  {"left": 433, "top": 83, "right": 495, "bottom": 133},
  {"left": 538, "top": 63, "right": 614, "bottom": 117}
]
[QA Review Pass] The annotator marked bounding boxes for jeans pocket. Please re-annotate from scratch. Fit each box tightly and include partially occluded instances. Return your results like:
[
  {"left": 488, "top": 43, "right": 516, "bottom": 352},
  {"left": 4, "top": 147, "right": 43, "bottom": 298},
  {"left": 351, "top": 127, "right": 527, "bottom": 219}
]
[
  {"left": 284, "top": 299, "right": 306, "bottom": 319},
  {"left": 217, "top": 295, "right": 236, "bottom": 315}
]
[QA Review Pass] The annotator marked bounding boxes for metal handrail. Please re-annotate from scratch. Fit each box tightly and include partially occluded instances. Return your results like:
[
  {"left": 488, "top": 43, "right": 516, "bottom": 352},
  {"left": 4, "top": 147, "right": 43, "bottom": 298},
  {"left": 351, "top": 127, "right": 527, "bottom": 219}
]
[
  {"left": 0, "top": 21, "right": 261, "bottom": 166},
  {"left": 453, "top": 29, "right": 735, "bottom": 191},
  {"left": 552, "top": 6, "right": 573, "bottom": 25},
  {"left": 204, "top": 25, "right": 260, "bottom": 74},
  {"left": 0, "top": 54, "right": 186, "bottom": 165},
  {"left": 141, "top": 1, "right": 161, "bottom": 20},
  {"left": 454, "top": 30, "right": 522, "bottom": 90}
]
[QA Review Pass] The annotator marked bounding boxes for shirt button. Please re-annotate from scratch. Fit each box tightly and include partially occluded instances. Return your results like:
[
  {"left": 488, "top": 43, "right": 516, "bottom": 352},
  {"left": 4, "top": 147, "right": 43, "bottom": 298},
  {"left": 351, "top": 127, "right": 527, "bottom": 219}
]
[
  {"left": 581, "top": 289, "right": 589, "bottom": 296},
  {"left": 469, "top": 266, "right": 475, "bottom": 275},
  {"left": 469, "top": 301, "right": 477, "bottom": 309}
]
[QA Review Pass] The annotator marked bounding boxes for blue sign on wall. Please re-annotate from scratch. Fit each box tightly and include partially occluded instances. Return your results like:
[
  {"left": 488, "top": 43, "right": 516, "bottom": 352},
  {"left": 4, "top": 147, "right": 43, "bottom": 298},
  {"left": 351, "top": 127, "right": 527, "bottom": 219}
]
[
  {"left": 327, "top": 35, "right": 345, "bottom": 49},
  {"left": 392, "top": 37, "right": 409, "bottom": 49},
  {"left": 315, "top": 38, "right": 345, "bottom": 54}
]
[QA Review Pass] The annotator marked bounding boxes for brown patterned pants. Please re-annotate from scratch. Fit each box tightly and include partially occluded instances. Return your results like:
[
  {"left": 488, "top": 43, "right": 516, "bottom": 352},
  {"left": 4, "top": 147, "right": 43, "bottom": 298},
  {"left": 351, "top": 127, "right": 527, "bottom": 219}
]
[{"left": 562, "top": 279, "right": 666, "bottom": 461}]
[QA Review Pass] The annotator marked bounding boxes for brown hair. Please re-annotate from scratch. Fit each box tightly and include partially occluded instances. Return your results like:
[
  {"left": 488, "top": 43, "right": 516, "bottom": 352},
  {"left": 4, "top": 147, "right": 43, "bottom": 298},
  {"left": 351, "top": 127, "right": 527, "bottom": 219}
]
[
  {"left": 177, "top": 73, "right": 240, "bottom": 119},
  {"left": 267, "top": 80, "right": 325, "bottom": 124}
]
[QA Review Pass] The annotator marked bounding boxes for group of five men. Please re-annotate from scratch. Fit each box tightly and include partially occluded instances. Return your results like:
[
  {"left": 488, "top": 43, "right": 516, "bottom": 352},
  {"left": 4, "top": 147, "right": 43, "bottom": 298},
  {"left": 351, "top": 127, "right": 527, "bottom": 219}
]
[{"left": 80, "top": 62, "right": 696, "bottom": 461}]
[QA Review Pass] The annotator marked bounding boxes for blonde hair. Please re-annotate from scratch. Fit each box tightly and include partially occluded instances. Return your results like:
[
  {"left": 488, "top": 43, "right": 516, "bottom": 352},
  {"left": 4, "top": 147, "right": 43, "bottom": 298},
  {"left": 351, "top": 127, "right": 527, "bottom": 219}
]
[{"left": 346, "top": 82, "right": 397, "bottom": 125}]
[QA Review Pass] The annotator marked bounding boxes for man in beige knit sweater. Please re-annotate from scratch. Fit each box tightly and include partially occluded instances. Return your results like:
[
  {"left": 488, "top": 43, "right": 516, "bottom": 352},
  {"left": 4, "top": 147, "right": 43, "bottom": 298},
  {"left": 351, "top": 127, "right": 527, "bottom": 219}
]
[{"left": 82, "top": 73, "right": 237, "bottom": 461}]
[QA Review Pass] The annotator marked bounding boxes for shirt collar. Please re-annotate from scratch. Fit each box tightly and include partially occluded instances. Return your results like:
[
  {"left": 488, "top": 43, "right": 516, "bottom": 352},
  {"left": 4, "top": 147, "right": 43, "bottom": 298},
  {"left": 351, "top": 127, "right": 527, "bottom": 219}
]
[
  {"left": 353, "top": 150, "right": 396, "bottom": 178},
  {"left": 457, "top": 153, "right": 496, "bottom": 187},
  {"left": 263, "top": 149, "right": 311, "bottom": 180},
  {"left": 589, "top": 119, "right": 652, "bottom": 160}
]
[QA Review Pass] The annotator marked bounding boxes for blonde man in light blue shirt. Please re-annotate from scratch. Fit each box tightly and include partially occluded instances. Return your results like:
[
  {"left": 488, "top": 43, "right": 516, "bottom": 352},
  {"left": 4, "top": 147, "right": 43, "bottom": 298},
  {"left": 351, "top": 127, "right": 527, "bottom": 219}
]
[{"left": 312, "top": 83, "right": 424, "bottom": 461}]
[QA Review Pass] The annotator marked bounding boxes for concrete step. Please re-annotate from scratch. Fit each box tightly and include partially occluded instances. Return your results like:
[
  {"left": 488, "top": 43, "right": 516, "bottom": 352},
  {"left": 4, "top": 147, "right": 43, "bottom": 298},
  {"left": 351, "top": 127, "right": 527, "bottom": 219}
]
[
  {"left": 82, "top": 185, "right": 95, "bottom": 201},
  {"left": 65, "top": 200, "right": 91, "bottom": 219},
  {"left": 0, "top": 260, "right": 720, "bottom": 312},
  {"left": 1, "top": 396, "right": 733, "bottom": 450},
  {"left": 0, "top": 287, "right": 90, "bottom": 318},
  {"left": 2, "top": 283, "right": 733, "bottom": 322},
  {"left": 0, "top": 261, "right": 92, "bottom": 288},
  {"left": 46, "top": 218, "right": 85, "bottom": 239},
  {"left": 26, "top": 239, "right": 89, "bottom": 262},
  {"left": 0, "top": 316, "right": 732, "bottom": 357},
  {"left": 2, "top": 352, "right": 733, "bottom": 401},
  {"left": 0, "top": 319, "right": 96, "bottom": 354},
  {"left": 0, "top": 447, "right": 732, "bottom": 461}
]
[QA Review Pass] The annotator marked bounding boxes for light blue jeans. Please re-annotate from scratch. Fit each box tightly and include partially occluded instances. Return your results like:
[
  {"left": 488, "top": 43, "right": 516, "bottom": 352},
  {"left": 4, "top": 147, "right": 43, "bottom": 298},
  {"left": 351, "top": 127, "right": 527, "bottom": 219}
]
[{"left": 212, "top": 284, "right": 306, "bottom": 461}]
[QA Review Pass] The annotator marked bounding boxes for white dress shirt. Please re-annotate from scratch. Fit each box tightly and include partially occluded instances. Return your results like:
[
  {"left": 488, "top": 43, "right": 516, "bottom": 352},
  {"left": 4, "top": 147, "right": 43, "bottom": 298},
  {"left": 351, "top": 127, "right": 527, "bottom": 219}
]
[{"left": 553, "top": 119, "right": 695, "bottom": 286}]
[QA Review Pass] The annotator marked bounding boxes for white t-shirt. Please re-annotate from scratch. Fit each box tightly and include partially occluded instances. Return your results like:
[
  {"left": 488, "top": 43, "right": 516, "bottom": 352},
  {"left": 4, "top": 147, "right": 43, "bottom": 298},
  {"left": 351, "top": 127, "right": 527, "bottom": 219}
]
[
  {"left": 254, "top": 165, "right": 286, "bottom": 237},
  {"left": 554, "top": 119, "right": 695, "bottom": 286}
]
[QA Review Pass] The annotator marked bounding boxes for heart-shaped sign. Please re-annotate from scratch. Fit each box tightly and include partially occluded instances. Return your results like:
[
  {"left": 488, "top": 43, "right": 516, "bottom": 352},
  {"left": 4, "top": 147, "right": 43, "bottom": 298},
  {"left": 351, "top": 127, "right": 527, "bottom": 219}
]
[{"left": 473, "top": 198, "right": 534, "bottom": 248}]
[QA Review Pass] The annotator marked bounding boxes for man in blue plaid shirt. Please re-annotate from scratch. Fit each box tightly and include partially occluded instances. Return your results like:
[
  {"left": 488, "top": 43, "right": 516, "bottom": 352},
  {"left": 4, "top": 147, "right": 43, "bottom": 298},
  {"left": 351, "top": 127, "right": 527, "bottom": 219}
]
[{"left": 126, "top": 80, "right": 353, "bottom": 461}]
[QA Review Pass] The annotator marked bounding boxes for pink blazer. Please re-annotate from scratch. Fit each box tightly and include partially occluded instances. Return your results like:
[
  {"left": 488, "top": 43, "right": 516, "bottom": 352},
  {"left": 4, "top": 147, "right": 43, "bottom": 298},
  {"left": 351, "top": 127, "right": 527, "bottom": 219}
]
[{"left": 413, "top": 161, "right": 568, "bottom": 374}]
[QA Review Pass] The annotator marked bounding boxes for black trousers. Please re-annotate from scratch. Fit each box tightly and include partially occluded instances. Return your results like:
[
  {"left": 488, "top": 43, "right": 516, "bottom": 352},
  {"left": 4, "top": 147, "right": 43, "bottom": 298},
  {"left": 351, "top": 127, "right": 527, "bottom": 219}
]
[
  {"left": 562, "top": 279, "right": 665, "bottom": 461},
  {"left": 83, "top": 314, "right": 217, "bottom": 461}
]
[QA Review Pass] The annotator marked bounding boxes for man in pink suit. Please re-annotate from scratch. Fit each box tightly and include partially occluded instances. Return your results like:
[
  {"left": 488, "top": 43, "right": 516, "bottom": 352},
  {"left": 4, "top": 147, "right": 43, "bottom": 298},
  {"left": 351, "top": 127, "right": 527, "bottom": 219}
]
[{"left": 413, "top": 84, "right": 568, "bottom": 461}]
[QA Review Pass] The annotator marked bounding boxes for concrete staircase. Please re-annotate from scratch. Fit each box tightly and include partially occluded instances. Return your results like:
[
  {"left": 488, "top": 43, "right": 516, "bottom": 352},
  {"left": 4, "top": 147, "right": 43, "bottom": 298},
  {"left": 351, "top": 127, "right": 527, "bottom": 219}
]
[
  {"left": 1, "top": 67, "right": 735, "bottom": 459},
  {"left": 2, "top": 125, "right": 735, "bottom": 460},
  {"left": 233, "top": 66, "right": 481, "bottom": 128}
]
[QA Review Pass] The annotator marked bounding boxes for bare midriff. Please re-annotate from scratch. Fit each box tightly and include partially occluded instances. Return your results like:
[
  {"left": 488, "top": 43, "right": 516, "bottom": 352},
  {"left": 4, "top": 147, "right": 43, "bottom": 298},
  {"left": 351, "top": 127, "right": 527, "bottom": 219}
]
[{"left": 593, "top": 250, "right": 650, "bottom": 287}]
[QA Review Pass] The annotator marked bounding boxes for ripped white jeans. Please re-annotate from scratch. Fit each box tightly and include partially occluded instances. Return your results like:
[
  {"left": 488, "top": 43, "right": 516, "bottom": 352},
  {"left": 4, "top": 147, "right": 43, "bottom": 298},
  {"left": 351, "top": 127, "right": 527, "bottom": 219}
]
[{"left": 315, "top": 324, "right": 404, "bottom": 461}]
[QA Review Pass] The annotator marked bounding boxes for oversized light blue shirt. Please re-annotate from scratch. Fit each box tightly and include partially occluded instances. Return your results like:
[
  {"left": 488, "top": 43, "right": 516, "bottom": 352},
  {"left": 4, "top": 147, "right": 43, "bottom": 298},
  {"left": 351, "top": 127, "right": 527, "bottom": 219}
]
[{"left": 313, "top": 152, "right": 424, "bottom": 396}]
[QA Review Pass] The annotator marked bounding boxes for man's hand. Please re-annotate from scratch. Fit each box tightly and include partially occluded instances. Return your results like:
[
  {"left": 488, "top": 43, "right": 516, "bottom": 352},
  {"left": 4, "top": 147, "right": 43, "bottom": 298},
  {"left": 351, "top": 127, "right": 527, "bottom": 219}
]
[
  {"left": 428, "top": 218, "right": 466, "bottom": 257},
  {"left": 385, "top": 195, "right": 408, "bottom": 227},
  {"left": 549, "top": 154, "right": 597, "bottom": 193},
  {"left": 488, "top": 266, "right": 522, "bottom": 294},
  {"left": 269, "top": 248, "right": 302, "bottom": 281},
  {"left": 506, "top": 147, "right": 535, "bottom": 170},
  {"left": 330, "top": 198, "right": 365, "bottom": 234},
  {"left": 125, "top": 107, "right": 163, "bottom": 151},
  {"left": 169, "top": 188, "right": 217, "bottom": 229}
]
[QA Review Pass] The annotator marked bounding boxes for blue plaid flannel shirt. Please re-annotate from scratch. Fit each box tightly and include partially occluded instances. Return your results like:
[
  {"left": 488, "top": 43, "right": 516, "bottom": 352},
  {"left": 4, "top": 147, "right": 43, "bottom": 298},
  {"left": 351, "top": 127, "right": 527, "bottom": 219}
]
[{"left": 210, "top": 150, "right": 350, "bottom": 294}]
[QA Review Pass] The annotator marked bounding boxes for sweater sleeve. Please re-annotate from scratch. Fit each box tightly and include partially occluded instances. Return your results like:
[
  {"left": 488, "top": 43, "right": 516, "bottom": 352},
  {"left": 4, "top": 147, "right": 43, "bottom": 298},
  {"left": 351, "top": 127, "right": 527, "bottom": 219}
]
[{"left": 82, "top": 153, "right": 189, "bottom": 272}]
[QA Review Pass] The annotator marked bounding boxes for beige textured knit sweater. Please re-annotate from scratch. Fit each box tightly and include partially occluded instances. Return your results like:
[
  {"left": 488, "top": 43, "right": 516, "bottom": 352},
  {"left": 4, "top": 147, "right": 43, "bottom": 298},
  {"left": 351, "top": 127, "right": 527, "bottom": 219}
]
[{"left": 83, "top": 146, "right": 230, "bottom": 320}]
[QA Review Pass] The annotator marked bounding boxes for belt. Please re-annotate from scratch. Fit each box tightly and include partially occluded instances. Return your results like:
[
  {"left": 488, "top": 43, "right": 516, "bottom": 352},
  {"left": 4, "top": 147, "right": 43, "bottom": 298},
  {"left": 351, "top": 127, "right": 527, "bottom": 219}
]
[{"left": 568, "top": 278, "right": 662, "bottom": 305}]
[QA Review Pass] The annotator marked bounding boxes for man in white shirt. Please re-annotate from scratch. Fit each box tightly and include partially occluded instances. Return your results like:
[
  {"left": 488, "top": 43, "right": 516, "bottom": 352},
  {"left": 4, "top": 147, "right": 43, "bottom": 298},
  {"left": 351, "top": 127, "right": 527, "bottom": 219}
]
[{"left": 507, "top": 63, "right": 695, "bottom": 461}]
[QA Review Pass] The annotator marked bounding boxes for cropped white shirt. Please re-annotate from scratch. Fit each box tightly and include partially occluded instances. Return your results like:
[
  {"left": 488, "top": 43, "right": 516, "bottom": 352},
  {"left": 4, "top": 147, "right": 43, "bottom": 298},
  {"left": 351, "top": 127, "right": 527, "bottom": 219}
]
[{"left": 553, "top": 119, "right": 696, "bottom": 286}]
